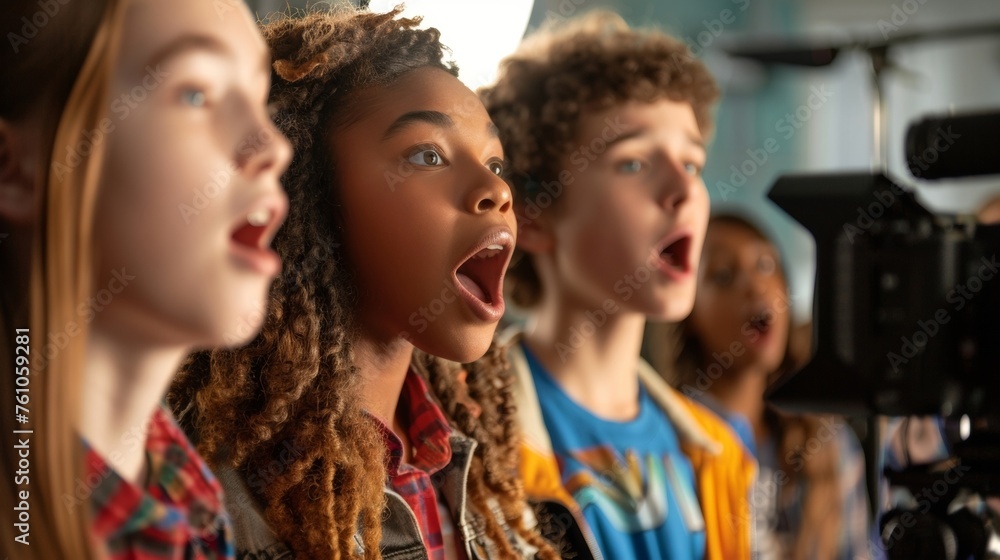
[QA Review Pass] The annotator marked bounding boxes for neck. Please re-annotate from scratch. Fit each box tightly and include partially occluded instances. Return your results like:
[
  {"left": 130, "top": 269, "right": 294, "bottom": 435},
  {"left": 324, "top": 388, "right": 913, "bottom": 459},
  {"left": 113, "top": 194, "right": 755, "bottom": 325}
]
[
  {"left": 355, "top": 332, "right": 414, "bottom": 432},
  {"left": 81, "top": 328, "right": 188, "bottom": 484},
  {"left": 524, "top": 291, "right": 646, "bottom": 421},
  {"left": 707, "top": 365, "right": 770, "bottom": 440}
]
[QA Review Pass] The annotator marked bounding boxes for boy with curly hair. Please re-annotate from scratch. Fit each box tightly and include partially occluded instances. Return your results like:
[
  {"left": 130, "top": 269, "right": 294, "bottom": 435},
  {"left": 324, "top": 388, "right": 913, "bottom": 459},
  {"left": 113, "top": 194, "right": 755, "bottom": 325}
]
[{"left": 480, "top": 12, "right": 756, "bottom": 560}]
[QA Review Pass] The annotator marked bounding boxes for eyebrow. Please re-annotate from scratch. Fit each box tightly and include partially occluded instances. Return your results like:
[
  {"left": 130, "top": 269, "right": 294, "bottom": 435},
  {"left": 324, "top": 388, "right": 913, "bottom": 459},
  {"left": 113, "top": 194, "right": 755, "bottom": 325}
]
[
  {"left": 146, "top": 33, "right": 271, "bottom": 77},
  {"left": 687, "top": 132, "right": 706, "bottom": 151},
  {"left": 604, "top": 128, "right": 707, "bottom": 151},
  {"left": 381, "top": 110, "right": 456, "bottom": 141}
]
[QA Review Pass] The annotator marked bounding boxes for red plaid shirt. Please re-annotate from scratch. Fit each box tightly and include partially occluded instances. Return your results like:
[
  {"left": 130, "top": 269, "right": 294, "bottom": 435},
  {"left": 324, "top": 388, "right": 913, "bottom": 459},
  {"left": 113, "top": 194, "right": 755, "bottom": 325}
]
[
  {"left": 86, "top": 406, "right": 234, "bottom": 559},
  {"left": 373, "top": 368, "right": 455, "bottom": 560}
]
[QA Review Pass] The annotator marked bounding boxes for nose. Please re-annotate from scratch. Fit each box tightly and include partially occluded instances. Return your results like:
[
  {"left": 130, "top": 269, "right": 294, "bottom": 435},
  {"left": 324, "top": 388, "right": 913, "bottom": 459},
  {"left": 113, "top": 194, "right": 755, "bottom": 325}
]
[
  {"left": 238, "top": 116, "right": 293, "bottom": 180},
  {"left": 743, "top": 269, "right": 770, "bottom": 298},
  {"left": 659, "top": 159, "right": 698, "bottom": 212},
  {"left": 464, "top": 167, "right": 512, "bottom": 215}
]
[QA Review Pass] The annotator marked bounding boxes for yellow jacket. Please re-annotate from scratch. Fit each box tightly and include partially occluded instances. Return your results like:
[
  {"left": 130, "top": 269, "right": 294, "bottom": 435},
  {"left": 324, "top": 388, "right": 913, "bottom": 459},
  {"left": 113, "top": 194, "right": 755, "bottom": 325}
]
[{"left": 501, "top": 329, "right": 756, "bottom": 560}]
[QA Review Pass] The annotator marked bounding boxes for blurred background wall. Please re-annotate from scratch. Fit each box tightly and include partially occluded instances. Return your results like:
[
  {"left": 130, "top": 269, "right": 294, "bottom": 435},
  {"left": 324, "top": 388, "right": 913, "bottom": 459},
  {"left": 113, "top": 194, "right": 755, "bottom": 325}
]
[{"left": 244, "top": 0, "right": 1000, "bottom": 323}]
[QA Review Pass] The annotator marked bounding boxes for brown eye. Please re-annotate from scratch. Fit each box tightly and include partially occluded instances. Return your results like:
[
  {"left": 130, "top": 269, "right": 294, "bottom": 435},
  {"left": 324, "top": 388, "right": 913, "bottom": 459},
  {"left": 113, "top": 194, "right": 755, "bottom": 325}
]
[
  {"left": 408, "top": 148, "right": 444, "bottom": 167},
  {"left": 710, "top": 268, "right": 734, "bottom": 287},
  {"left": 488, "top": 160, "right": 504, "bottom": 176}
]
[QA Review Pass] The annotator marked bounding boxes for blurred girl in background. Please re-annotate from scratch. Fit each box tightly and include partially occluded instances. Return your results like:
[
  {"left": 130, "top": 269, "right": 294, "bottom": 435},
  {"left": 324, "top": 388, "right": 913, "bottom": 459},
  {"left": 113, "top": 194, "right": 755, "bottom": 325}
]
[{"left": 657, "top": 213, "right": 872, "bottom": 560}]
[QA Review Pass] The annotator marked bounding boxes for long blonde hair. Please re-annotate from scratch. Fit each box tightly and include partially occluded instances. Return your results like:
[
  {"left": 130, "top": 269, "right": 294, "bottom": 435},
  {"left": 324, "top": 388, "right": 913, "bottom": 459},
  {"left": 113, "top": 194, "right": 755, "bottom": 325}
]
[{"left": 0, "top": 0, "right": 128, "bottom": 557}]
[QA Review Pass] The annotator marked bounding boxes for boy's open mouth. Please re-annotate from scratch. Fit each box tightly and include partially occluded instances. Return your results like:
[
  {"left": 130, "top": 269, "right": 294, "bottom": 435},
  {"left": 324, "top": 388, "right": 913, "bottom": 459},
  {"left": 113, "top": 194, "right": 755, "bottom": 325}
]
[
  {"left": 453, "top": 228, "right": 514, "bottom": 321},
  {"left": 659, "top": 235, "right": 692, "bottom": 272},
  {"left": 653, "top": 232, "right": 693, "bottom": 279}
]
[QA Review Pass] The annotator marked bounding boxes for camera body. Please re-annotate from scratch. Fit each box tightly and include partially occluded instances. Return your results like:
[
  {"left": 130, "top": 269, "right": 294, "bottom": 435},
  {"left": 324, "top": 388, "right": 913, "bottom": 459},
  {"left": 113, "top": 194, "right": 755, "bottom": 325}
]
[
  {"left": 766, "top": 172, "right": 1000, "bottom": 419},
  {"left": 765, "top": 168, "right": 1000, "bottom": 559}
]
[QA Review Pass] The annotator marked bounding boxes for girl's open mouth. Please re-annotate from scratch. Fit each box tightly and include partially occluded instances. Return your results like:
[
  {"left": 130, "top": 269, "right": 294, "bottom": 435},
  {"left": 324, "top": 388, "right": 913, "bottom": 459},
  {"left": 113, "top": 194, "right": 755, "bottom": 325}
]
[
  {"left": 229, "top": 198, "right": 288, "bottom": 277},
  {"left": 453, "top": 228, "right": 514, "bottom": 322}
]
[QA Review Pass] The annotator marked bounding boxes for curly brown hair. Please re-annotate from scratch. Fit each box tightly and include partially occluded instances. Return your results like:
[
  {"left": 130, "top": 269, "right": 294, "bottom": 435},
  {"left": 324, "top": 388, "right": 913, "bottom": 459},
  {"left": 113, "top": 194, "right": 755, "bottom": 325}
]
[
  {"left": 168, "top": 7, "right": 555, "bottom": 559},
  {"left": 417, "top": 346, "right": 559, "bottom": 559},
  {"left": 479, "top": 11, "right": 720, "bottom": 308}
]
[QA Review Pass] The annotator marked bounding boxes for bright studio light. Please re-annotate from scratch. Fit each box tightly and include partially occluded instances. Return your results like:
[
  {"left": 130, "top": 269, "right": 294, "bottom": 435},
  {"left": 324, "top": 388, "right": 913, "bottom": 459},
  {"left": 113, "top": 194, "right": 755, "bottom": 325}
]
[{"left": 367, "top": 0, "right": 535, "bottom": 90}]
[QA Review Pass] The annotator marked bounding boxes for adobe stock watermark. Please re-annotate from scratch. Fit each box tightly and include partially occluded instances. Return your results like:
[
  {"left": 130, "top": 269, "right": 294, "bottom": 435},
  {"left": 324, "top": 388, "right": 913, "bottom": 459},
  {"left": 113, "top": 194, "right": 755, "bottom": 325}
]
[
  {"left": 517, "top": 114, "right": 630, "bottom": 227},
  {"left": 35, "top": 268, "right": 136, "bottom": 372},
  {"left": 840, "top": 182, "right": 906, "bottom": 244},
  {"left": 541, "top": 0, "right": 588, "bottom": 26},
  {"left": 51, "top": 65, "right": 171, "bottom": 182},
  {"left": 218, "top": 238, "right": 341, "bottom": 347},
  {"left": 729, "top": 414, "right": 849, "bottom": 531},
  {"left": 875, "top": 463, "right": 971, "bottom": 555},
  {"left": 178, "top": 125, "right": 280, "bottom": 224},
  {"left": 682, "top": 0, "right": 751, "bottom": 57},
  {"left": 886, "top": 253, "right": 998, "bottom": 373},
  {"left": 838, "top": 124, "right": 963, "bottom": 242},
  {"left": 679, "top": 292, "right": 792, "bottom": 399},
  {"left": 212, "top": 0, "right": 247, "bottom": 21},
  {"left": 878, "top": 0, "right": 934, "bottom": 40},
  {"left": 61, "top": 419, "right": 154, "bottom": 513},
  {"left": 906, "top": 125, "right": 961, "bottom": 180},
  {"left": 716, "top": 85, "right": 834, "bottom": 201},
  {"left": 553, "top": 243, "right": 731, "bottom": 363},
  {"left": 6, "top": 0, "right": 71, "bottom": 54},
  {"left": 223, "top": 439, "right": 306, "bottom": 514}
]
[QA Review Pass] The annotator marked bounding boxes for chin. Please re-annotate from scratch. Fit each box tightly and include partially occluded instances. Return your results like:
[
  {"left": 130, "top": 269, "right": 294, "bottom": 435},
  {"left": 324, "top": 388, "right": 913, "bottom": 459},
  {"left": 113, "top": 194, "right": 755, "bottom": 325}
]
[
  {"left": 420, "top": 326, "right": 494, "bottom": 364},
  {"left": 211, "top": 308, "right": 267, "bottom": 348},
  {"left": 641, "top": 284, "right": 696, "bottom": 321},
  {"left": 648, "top": 297, "right": 696, "bottom": 322}
]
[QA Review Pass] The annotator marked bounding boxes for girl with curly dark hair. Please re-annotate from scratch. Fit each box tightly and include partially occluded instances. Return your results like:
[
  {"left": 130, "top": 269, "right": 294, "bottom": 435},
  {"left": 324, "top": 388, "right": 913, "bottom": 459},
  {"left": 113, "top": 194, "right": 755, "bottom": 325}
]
[{"left": 168, "top": 7, "right": 557, "bottom": 560}]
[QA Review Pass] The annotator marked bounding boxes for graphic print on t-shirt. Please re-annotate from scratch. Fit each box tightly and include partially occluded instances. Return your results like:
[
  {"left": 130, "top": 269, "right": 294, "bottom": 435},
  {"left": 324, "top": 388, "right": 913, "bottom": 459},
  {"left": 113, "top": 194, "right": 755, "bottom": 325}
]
[
  {"left": 564, "top": 447, "right": 704, "bottom": 534},
  {"left": 522, "top": 343, "right": 706, "bottom": 559}
]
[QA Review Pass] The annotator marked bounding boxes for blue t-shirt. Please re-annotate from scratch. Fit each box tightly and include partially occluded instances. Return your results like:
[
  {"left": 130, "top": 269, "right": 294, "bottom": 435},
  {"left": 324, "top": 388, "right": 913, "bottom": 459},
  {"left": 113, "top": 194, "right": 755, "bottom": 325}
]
[{"left": 523, "top": 345, "right": 706, "bottom": 560}]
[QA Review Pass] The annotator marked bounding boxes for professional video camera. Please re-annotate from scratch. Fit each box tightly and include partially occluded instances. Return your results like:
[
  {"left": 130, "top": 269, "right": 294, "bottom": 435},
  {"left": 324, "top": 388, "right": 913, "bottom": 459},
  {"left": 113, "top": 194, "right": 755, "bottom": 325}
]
[
  {"left": 766, "top": 109, "right": 1000, "bottom": 560},
  {"left": 765, "top": 110, "right": 1000, "bottom": 419},
  {"left": 726, "top": 24, "right": 1000, "bottom": 560}
]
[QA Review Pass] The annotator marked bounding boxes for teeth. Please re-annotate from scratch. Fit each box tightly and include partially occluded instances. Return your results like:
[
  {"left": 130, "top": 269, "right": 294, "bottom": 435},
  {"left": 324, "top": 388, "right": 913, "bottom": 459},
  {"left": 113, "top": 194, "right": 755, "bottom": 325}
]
[
  {"left": 473, "top": 247, "right": 502, "bottom": 259},
  {"left": 247, "top": 209, "right": 270, "bottom": 227}
]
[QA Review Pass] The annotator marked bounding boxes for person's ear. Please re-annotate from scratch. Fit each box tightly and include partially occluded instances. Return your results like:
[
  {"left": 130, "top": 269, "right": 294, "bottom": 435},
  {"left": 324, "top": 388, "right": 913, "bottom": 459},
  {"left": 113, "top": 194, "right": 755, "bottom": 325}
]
[
  {"left": 515, "top": 206, "right": 555, "bottom": 255},
  {"left": 0, "top": 118, "right": 38, "bottom": 227}
]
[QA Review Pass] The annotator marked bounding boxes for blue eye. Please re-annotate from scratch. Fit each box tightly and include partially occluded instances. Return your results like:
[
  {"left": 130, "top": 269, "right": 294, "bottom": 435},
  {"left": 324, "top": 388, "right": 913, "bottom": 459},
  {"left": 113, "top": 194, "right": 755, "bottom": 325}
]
[
  {"left": 684, "top": 162, "right": 702, "bottom": 176},
  {"left": 408, "top": 148, "right": 444, "bottom": 167},
  {"left": 180, "top": 88, "right": 206, "bottom": 107},
  {"left": 619, "top": 160, "right": 644, "bottom": 174}
]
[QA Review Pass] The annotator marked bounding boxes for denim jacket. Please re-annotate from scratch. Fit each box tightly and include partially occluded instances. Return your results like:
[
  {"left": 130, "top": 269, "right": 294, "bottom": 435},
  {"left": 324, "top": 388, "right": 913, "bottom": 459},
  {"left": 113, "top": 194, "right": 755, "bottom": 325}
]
[{"left": 218, "top": 430, "right": 538, "bottom": 560}]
